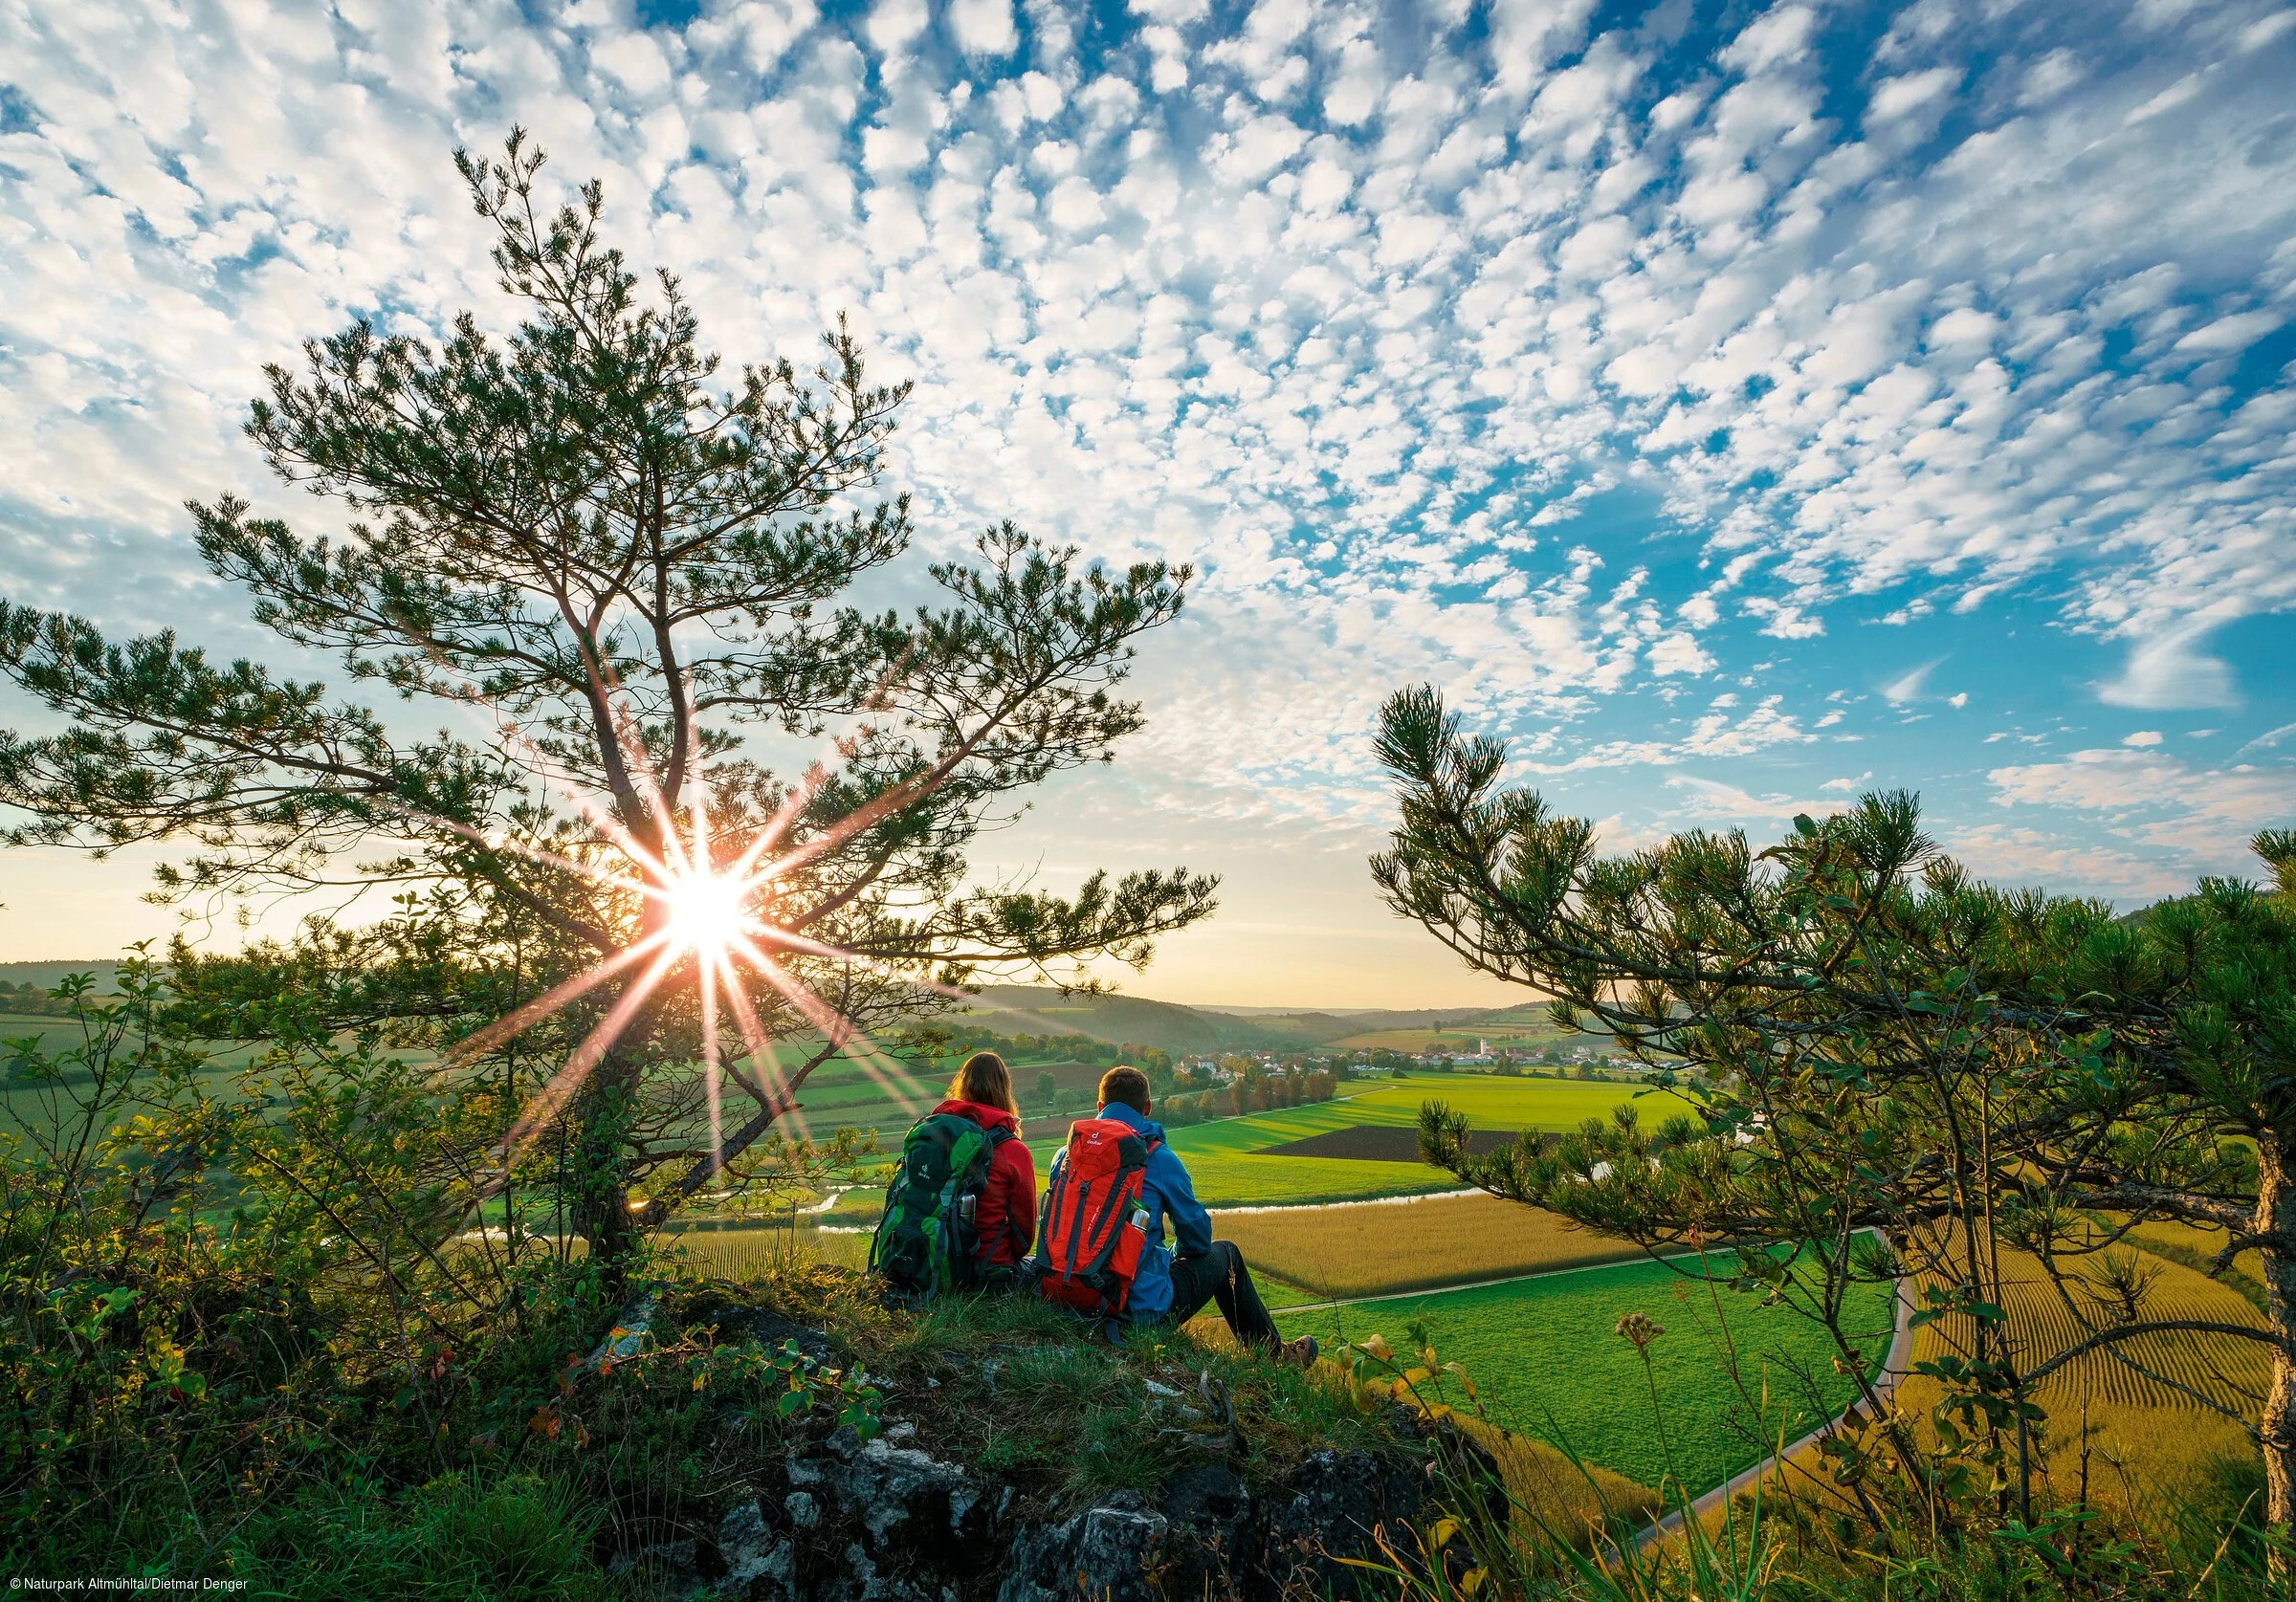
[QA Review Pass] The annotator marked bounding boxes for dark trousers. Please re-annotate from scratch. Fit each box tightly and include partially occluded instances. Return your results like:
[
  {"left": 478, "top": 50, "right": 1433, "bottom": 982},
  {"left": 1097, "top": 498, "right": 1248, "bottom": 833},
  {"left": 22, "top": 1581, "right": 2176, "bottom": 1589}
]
[{"left": 1164, "top": 1240, "right": 1280, "bottom": 1350}]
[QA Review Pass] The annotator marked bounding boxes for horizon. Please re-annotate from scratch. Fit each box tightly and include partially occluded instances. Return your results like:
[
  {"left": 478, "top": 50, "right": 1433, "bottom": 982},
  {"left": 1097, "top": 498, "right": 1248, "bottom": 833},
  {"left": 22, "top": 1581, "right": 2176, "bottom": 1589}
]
[{"left": 3, "top": 0, "right": 2293, "bottom": 1010}]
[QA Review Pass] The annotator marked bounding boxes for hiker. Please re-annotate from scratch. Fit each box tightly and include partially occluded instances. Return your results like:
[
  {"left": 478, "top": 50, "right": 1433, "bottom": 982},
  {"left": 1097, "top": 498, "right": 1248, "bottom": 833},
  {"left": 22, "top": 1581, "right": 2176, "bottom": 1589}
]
[
  {"left": 869, "top": 1050, "right": 1036, "bottom": 1297},
  {"left": 1035, "top": 1064, "right": 1316, "bottom": 1366}
]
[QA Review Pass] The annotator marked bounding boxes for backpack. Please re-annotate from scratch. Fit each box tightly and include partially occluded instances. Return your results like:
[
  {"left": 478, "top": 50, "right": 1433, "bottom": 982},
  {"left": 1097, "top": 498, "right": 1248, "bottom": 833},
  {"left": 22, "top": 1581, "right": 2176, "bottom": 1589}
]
[
  {"left": 1031, "top": 1117, "right": 1158, "bottom": 1318},
  {"left": 869, "top": 1111, "right": 1009, "bottom": 1300}
]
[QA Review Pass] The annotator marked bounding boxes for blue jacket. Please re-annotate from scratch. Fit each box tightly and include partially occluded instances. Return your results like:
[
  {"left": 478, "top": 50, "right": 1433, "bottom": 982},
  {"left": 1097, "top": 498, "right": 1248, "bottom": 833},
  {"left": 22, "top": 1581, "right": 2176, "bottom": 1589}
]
[{"left": 1067, "top": 1101, "right": 1210, "bottom": 1323}]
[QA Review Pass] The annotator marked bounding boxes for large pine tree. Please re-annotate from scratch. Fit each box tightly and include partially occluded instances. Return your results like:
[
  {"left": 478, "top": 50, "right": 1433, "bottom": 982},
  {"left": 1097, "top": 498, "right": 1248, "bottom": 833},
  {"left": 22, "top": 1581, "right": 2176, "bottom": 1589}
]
[{"left": 0, "top": 133, "right": 1216, "bottom": 1269}]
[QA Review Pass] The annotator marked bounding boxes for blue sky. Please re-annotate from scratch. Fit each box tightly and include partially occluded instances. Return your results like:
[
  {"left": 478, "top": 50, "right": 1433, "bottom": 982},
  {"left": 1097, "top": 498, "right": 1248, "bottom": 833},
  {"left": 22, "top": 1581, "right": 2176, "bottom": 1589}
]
[{"left": 1, "top": 0, "right": 2292, "bottom": 1005}]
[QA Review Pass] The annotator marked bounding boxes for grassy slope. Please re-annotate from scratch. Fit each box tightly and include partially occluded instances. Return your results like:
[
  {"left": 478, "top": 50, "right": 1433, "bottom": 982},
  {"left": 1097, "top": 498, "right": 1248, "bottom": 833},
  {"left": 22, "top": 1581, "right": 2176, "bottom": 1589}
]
[
  {"left": 1276, "top": 1254, "right": 1897, "bottom": 1498},
  {"left": 1121, "top": 1077, "right": 1697, "bottom": 1208}
]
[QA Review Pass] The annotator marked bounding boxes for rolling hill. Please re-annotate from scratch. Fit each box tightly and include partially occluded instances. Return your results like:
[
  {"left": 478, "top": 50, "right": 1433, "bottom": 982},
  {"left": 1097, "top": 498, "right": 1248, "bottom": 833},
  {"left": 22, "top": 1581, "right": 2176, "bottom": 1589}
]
[{"left": 952, "top": 984, "right": 1552, "bottom": 1053}]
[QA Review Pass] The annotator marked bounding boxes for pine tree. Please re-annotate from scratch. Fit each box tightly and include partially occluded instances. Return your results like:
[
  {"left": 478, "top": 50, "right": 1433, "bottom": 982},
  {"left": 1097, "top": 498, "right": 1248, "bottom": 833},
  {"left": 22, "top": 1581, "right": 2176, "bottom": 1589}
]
[
  {"left": 0, "top": 132, "right": 1215, "bottom": 1275},
  {"left": 1375, "top": 683, "right": 2296, "bottom": 1555}
]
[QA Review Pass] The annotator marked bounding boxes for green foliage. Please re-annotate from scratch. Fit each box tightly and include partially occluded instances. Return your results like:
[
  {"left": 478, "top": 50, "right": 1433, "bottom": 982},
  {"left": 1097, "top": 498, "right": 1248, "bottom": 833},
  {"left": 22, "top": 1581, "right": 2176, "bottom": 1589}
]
[{"left": 222, "top": 1474, "right": 610, "bottom": 1602}]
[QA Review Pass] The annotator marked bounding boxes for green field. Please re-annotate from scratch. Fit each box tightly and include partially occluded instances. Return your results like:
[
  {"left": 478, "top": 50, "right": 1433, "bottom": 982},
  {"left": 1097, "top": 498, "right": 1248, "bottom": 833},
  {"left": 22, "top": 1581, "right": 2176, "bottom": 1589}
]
[
  {"left": 0, "top": 1013, "right": 279, "bottom": 1143},
  {"left": 1004, "top": 1077, "right": 1696, "bottom": 1208},
  {"left": 1276, "top": 1254, "right": 1896, "bottom": 1496}
]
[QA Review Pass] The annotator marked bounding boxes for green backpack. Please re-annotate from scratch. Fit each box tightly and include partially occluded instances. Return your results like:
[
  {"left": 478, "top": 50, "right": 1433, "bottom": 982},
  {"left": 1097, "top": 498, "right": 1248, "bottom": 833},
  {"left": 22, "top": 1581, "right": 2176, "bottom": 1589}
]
[{"left": 869, "top": 1112, "right": 1008, "bottom": 1300}]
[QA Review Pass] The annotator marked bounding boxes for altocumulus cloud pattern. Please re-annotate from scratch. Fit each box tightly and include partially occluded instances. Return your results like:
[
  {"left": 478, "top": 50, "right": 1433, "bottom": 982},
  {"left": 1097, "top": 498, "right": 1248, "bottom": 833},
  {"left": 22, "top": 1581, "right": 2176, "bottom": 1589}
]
[{"left": 0, "top": 0, "right": 2292, "bottom": 911}]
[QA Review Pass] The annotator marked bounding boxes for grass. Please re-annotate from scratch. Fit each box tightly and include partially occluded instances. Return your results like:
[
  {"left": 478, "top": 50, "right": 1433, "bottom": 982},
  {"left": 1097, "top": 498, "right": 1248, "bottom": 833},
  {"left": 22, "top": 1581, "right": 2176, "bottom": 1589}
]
[
  {"left": 1275, "top": 1252, "right": 1898, "bottom": 1497},
  {"left": 221, "top": 1473, "right": 609, "bottom": 1601},
  {"left": 0, "top": 1013, "right": 276, "bottom": 1144},
  {"left": 667, "top": 1220, "right": 874, "bottom": 1276},
  {"left": 1343, "top": 1073, "right": 1695, "bottom": 1129},
  {"left": 680, "top": 1255, "right": 1414, "bottom": 1507},
  {"left": 718, "top": 1240, "right": 1667, "bottom": 1556}
]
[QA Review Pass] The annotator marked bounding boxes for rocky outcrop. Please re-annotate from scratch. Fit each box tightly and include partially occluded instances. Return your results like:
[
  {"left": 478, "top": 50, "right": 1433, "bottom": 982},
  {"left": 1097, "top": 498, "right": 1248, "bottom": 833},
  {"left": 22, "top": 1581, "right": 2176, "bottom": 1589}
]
[
  {"left": 673, "top": 1422, "right": 1471, "bottom": 1601},
  {"left": 629, "top": 1311, "right": 1491, "bottom": 1601},
  {"left": 998, "top": 1493, "right": 1168, "bottom": 1602}
]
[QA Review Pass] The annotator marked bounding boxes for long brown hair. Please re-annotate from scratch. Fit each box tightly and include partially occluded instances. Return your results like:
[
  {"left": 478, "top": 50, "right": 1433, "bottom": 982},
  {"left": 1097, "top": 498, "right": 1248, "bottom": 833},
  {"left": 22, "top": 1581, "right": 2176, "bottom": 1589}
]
[{"left": 950, "top": 1050, "right": 1017, "bottom": 1115}]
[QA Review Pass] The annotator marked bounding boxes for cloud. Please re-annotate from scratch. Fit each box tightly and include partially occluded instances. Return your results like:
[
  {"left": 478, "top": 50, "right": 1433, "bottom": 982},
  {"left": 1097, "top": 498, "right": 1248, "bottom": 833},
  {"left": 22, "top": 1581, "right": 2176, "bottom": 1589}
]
[
  {"left": 1987, "top": 748, "right": 2293, "bottom": 865},
  {"left": 1683, "top": 694, "right": 1814, "bottom": 757},
  {"left": 1882, "top": 659, "right": 1945, "bottom": 704},
  {"left": 948, "top": 0, "right": 1018, "bottom": 56},
  {"left": 1946, "top": 823, "right": 2191, "bottom": 902},
  {"left": 2098, "top": 627, "right": 2240, "bottom": 710},
  {"left": 2, "top": 0, "right": 2295, "bottom": 978},
  {"left": 1665, "top": 776, "right": 1847, "bottom": 827},
  {"left": 1869, "top": 67, "right": 1960, "bottom": 121},
  {"left": 2173, "top": 310, "right": 2283, "bottom": 353}
]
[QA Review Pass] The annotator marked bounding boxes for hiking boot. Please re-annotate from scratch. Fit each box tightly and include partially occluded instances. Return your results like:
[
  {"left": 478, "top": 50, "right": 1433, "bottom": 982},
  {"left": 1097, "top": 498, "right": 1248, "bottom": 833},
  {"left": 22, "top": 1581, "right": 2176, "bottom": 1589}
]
[{"left": 1277, "top": 1334, "right": 1319, "bottom": 1369}]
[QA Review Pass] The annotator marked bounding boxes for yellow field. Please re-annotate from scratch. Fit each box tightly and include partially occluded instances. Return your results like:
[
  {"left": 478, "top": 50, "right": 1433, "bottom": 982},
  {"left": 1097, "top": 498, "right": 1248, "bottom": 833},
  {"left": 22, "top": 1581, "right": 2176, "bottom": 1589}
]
[
  {"left": 1212, "top": 1193, "right": 1642, "bottom": 1301},
  {"left": 665, "top": 1224, "right": 873, "bottom": 1278},
  {"left": 1722, "top": 1239, "right": 2267, "bottom": 1539},
  {"left": 2126, "top": 1218, "right": 2265, "bottom": 1308},
  {"left": 1904, "top": 1243, "right": 2267, "bottom": 1416}
]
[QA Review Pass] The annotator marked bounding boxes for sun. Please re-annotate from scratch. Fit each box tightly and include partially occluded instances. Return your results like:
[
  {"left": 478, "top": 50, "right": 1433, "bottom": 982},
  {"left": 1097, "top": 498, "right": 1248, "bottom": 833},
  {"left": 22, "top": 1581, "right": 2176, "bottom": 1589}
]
[{"left": 663, "top": 870, "right": 751, "bottom": 955}]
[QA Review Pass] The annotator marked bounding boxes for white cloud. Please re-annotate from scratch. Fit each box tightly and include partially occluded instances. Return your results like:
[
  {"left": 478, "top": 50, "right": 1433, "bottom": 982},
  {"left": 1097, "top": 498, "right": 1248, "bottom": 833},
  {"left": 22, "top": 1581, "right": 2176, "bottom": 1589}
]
[
  {"left": 1988, "top": 749, "right": 2293, "bottom": 865},
  {"left": 1720, "top": 5, "right": 1817, "bottom": 74},
  {"left": 865, "top": 0, "right": 929, "bottom": 53},
  {"left": 1869, "top": 67, "right": 1960, "bottom": 121},
  {"left": 1128, "top": 0, "right": 1208, "bottom": 25},
  {"left": 2098, "top": 628, "right": 2240, "bottom": 710},
  {"left": 949, "top": 0, "right": 1018, "bottom": 56},
  {"left": 1947, "top": 823, "right": 2191, "bottom": 901},
  {"left": 2122, "top": 730, "right": 2163, "bottom": 746},
  {"left": 1683, "top": 694, "right": 1814, "bottom": 757},
  {"left": 2173, "top": 310, "right": 2284, "bottom": 353},
  {"left": 1881, "top": 659, "right": 1944, "bottom": 703}
]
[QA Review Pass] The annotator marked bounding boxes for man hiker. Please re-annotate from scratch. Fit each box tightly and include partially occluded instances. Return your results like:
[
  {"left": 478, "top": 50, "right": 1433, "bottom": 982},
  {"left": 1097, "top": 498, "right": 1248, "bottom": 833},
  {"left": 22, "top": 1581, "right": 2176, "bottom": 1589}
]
[{"left": 1058, "top": 1064, "right": 1318, "bottom": 1366}]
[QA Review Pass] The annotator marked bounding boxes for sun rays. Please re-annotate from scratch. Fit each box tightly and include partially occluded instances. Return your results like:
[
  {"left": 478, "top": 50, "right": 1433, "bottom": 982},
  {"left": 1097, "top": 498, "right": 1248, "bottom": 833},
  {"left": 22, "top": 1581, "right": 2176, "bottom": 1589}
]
[{"left": 459, "top": 685, "right": 956, "bottom": 1214}]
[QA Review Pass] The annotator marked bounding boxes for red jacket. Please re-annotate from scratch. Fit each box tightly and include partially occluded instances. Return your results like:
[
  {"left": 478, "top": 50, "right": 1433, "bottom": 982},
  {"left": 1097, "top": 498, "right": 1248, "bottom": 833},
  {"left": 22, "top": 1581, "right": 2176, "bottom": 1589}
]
[{"left": 936, "top": 1098, "right": 1037, "bottom": 1267}]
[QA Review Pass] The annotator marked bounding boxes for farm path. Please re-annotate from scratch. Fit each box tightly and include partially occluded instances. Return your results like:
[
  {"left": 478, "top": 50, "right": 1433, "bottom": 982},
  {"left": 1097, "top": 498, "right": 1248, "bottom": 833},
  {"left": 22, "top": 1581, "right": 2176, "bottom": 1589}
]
[{"left": 1267, "top": 1246, "right": 1702, "bottom": 1315}]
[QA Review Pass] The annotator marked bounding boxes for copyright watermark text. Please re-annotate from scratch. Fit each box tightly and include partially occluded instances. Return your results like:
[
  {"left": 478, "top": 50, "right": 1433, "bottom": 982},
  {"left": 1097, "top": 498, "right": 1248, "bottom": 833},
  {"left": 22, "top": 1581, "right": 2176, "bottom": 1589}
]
[{"left": 8, "top": 1582, "right": 249, "bottom": 1593}]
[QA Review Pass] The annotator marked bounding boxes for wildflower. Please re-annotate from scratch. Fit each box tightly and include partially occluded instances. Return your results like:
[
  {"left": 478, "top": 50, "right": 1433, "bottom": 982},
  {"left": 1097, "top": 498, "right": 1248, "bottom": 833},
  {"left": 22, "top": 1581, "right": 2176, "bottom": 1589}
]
[{"left": 1615, "top": 1311, "right": 1665, "bottom": 1350}]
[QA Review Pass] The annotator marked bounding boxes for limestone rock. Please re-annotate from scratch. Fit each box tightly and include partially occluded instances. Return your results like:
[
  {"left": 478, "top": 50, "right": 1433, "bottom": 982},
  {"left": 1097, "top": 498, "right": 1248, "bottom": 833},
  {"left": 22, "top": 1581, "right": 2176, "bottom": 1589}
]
[{"left": 998, "top": 1494, "right": 1169, "bottom": 1602}]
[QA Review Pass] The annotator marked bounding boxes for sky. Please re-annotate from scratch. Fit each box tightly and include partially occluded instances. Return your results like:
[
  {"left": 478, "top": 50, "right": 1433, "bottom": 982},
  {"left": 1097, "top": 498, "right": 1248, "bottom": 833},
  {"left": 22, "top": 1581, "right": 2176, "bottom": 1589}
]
[{"left": 1, "top": 0, "right": 2293, "bottom": 1010}]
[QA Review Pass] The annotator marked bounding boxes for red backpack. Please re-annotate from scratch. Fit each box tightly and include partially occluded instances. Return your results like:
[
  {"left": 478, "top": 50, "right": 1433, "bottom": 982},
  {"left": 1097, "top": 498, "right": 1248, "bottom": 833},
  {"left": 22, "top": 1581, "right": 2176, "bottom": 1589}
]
[{"left": 1031, "top": 1117, "right": 1158, "bottom": 1317}]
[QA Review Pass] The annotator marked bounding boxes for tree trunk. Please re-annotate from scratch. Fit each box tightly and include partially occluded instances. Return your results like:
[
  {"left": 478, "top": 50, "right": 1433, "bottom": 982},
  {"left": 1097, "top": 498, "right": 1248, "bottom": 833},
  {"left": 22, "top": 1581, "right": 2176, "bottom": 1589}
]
[
  {"left": 2258, "top": 1131, "right": 2296, "bottom": 1574},
  {"left": 569, "top": 1053, "right": 645, "bottom": 1298}
]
